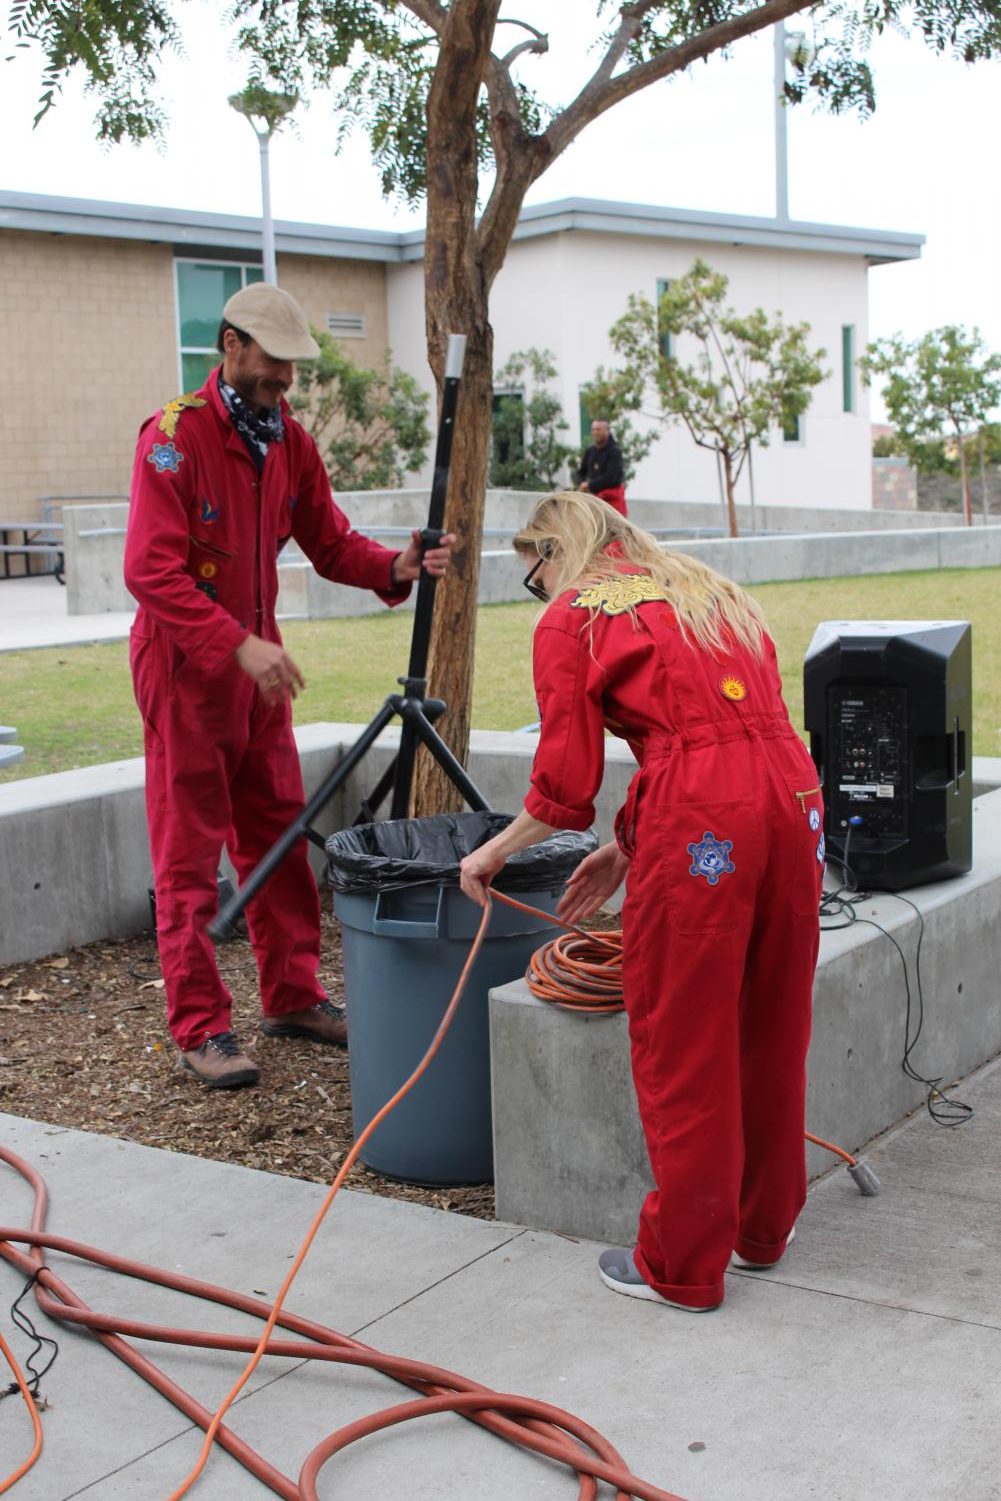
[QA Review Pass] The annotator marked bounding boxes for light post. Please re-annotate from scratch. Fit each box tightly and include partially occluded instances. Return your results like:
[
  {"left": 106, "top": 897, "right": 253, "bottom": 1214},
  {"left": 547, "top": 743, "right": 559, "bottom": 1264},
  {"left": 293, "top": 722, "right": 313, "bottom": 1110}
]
[
  {"left": 228, "top": 86, "right": 299, "bottom": 285},
  {"left": 774, "top": 23, "right": 809, "bottom": 223}
]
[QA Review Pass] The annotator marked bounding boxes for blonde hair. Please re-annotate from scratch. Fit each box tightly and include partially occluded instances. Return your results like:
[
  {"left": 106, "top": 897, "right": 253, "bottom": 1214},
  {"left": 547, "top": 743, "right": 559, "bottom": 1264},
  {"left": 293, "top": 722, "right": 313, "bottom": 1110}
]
[{"left": 514, "top": 490, "right": 765, "bottom": 658}]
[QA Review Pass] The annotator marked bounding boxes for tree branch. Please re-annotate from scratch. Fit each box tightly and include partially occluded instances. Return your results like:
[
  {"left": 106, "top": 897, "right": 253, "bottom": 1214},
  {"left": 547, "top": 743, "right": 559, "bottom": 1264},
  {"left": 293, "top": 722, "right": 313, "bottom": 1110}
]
[
  {"left": 539, "top": 0, "right": 819, "bottom": 174},
  {"left": 398, "top": 0, "right": 449, "bottom": 37}
]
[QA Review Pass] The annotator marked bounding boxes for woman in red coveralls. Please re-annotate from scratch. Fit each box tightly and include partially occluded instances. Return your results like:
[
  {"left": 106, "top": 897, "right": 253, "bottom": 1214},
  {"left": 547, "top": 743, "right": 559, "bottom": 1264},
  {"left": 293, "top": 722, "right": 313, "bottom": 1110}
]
[{"left": 459, "top": 492, "right": 823, "bottom": 1312}]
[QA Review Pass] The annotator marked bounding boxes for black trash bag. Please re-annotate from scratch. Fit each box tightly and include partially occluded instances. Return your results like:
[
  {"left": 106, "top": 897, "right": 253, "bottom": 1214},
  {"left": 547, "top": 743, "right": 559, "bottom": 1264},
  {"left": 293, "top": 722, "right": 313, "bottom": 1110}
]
[{"left": 326, "top": 811, "right": 597, "bottom": 894}]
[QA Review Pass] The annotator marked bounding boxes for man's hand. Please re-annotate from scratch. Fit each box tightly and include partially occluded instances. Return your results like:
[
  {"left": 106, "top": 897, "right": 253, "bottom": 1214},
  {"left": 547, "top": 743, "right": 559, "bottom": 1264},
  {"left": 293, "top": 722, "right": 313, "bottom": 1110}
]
[
  {"left": 234, "top": 635, "right": 305, "bottom": 706},
  {"left": 392, "top": 529, "right": 457, "bottom": 584},
  {"left": 557, "top": 841, "right": 630, "bottom": 926},
  {"left": 577, "top": 482, "right": 590, "bottom": 493}
]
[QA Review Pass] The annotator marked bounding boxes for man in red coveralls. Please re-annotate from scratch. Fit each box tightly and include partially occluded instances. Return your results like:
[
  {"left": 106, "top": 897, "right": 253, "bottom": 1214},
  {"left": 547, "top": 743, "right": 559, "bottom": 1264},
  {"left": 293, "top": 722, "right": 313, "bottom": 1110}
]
[
  {"left": 460, "top": 492, "right": 822, "bottom": 1310},
  {"left": 125, "top": 283, "right": 453, "bottom": 1089}
]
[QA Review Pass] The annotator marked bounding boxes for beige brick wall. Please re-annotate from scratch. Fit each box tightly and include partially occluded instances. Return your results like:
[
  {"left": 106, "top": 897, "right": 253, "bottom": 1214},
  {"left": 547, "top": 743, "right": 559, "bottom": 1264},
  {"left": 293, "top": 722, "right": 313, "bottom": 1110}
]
[
  {"left": 0, "top": 233, "right": 390, "bottom": 529},
  {"left": 0, "top": 232, "right": 177, "bottom": 526}
]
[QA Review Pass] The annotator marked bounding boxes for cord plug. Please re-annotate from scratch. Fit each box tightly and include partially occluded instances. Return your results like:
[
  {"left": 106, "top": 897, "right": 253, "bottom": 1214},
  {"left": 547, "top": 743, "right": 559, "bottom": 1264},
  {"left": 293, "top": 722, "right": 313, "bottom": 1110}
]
[{"left": 847, "top": 1160, "right": 881, "bottom": 1196}]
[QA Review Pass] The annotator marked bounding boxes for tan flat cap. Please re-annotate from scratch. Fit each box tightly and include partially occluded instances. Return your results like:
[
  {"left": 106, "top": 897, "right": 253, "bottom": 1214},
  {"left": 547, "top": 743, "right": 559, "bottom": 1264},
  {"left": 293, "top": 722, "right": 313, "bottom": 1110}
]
[{"left": 222, "top": 283, "right": 320, "bottom": 361}]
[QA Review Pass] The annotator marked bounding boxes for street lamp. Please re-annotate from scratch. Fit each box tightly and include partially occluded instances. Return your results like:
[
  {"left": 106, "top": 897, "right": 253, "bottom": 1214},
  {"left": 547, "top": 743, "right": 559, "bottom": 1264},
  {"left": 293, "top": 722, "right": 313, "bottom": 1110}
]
[
  {"left": 228, "top": 85, "right": 299, "bottom": 285},
  {"left": 773, "top": 23, "right": 811, "bottom": 223}
]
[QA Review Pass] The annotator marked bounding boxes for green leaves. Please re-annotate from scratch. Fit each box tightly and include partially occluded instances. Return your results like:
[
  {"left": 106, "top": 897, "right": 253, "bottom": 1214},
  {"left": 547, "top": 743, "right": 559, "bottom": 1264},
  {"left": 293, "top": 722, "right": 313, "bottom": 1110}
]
[
  {"left": 861, "top": 325, "right": 1001, "bottom": 451},
  {"left": 290, "top": 327, "right": 431, "bottom": 490},
  {"left": 489, "top": 348, "right": 577, "bottom": 491}
]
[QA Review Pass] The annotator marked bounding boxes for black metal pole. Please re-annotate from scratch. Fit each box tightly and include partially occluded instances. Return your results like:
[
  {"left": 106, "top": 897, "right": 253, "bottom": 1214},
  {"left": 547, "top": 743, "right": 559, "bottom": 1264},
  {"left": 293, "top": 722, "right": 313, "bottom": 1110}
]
[{"left": 390, "top": 333, "right": 466, "bottom": 817}]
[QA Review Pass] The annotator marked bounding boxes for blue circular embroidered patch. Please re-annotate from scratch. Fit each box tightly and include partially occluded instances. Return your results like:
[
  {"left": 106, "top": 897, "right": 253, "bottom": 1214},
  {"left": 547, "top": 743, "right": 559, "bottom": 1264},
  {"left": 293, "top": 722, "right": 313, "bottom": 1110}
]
[
  {"left": 148, "top": 441, "right": 184, "bottom": 474},
  {"left": 809, "top": 807, "right": 821, "bottom": 831},
  {"left": 687, "top": 831, "right": 735, "bottom": 886},
  {"left": 817, "top": 832, "right": 826, "bottom": 864}
]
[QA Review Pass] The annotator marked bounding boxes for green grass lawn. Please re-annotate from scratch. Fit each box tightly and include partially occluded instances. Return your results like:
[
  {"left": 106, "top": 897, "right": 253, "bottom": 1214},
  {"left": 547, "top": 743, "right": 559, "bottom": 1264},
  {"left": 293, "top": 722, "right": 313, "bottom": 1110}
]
[{"left": 2, "top": 567, "right": 999, "bottom": 784}]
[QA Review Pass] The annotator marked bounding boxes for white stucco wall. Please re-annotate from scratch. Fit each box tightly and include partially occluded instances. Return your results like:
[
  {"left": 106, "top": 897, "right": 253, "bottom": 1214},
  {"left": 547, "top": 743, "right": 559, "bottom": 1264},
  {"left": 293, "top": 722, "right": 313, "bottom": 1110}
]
[{"left": 387, "top": 228, "right": 875, "bottom": 512}]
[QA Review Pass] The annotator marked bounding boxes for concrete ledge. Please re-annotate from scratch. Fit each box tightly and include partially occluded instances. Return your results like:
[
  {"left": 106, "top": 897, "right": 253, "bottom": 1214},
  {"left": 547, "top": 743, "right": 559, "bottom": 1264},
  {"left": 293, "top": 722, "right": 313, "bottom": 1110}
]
[
  {"left": 61, "top": 495, "right": 1001, "bottom": 618},
  {"left": 490, "top": 788, "right": 1001, "bottom": 1244},
  {"left": 0, "top": 723, "right": 638, "bottom": 965}
]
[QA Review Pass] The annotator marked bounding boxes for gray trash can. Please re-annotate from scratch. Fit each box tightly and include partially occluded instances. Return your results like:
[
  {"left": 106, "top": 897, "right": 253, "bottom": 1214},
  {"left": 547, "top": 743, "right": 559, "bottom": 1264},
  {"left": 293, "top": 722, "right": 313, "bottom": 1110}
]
[{"left": 327, "top": 812, "right": 596, "bottom": 1186}]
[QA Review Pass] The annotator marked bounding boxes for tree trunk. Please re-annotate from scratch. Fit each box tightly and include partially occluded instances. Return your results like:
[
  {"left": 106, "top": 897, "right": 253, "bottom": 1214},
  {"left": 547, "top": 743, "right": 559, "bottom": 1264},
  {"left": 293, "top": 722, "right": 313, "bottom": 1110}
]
[
  {"left": 411, "top": 0, "right": 500, "bottom": 817},
  {"left": 722, "top": 448, "right": 740, "bottom": 538},
  {"left": 957, "top": 430, "right": 972, "bottom": 526}
]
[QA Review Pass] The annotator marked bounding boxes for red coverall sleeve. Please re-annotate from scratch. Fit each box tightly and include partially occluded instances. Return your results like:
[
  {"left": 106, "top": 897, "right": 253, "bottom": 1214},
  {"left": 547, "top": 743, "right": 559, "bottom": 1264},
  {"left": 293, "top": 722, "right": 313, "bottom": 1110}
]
[
  {"left": 124, "top": 421, "right": 249, "bottom": 673},
  {"left": 524, "top": 615, "right": 607, "bottom": 830},
  {"left": 291, "top": 439, "right": 411, "bottom": 607}
]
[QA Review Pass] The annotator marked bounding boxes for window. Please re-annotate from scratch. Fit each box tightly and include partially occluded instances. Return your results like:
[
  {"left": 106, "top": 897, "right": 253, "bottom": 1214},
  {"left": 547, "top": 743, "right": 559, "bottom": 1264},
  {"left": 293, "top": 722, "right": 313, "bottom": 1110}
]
[
  {"left": 842, "top": 324, "right": 855, "bottom": 413},
  {"left": 175, "top": 260, "right": 264, "bottom": 391},
  {"left": 656, "top": 278, "right": 672, "bottom": 361},
  {"left": 782, "top": 411, "right": 803, "bottom": 444}
]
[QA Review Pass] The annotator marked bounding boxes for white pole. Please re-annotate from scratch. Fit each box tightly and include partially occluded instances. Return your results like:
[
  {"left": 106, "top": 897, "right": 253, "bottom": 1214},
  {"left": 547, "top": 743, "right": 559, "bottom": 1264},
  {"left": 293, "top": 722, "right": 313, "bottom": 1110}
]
[
  {"left": 258, "top": 132, "right": 277, "bottom": 285},
  {"left": 774, "top": 22, "right": 789, "bottom": 223}
]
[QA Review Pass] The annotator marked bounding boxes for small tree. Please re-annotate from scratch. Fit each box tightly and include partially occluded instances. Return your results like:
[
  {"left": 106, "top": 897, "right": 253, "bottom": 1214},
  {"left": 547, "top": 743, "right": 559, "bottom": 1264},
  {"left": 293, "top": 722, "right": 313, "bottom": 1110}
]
[
  {"left": 599, "top": 260, "right": 827, "bottom": 537},
  {"left": 489, "top": 349, "right": 577, "bottom": 491},
  {"left": 861, "top": 326, "right": 1001, "bottom": 526},
  {"left": 290, "top": 329, "right": 430, "bottom": 491}
]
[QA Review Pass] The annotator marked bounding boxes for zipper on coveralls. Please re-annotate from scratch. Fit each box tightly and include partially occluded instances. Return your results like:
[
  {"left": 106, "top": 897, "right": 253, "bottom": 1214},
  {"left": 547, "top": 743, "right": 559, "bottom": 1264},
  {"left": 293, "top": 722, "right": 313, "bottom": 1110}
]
[{"left": 794, "top": 786, "right": 821, "bottom": 810}]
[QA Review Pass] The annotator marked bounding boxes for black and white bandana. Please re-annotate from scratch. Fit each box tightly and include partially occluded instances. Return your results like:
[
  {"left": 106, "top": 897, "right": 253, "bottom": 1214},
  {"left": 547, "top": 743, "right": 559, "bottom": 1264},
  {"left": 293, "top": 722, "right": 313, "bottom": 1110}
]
[{"left": 218, "top": 378, "right": 285, "bottom": 469}]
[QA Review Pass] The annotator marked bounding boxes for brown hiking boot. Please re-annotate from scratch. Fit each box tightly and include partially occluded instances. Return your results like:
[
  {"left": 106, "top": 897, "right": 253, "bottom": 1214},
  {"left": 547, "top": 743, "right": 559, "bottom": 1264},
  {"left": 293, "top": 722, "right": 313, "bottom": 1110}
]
[
  {"left": 180, "top": 1031, "right": 260, "bottom": 1089},
  {"left": 260, "top": 999, "right": 347, "bottom": 1048}
]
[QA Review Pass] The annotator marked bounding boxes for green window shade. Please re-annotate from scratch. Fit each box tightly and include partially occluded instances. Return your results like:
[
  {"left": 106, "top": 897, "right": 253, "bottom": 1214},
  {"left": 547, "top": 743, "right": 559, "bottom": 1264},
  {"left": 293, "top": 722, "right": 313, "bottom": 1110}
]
[
  {"left": 842, "top": 325, "right": 855, "bottom": 413},
  {"left": 178, "top": 263, "right": 243, "bottom": 348},
  {"left": 656, "top": 279, "right": 672, "bottom": 361},
  {"left": 181, "top": 352, "right": 218, "bottom": 393},
  {"left": 782, "top": 412, "right": 801, "bottom": 443}
]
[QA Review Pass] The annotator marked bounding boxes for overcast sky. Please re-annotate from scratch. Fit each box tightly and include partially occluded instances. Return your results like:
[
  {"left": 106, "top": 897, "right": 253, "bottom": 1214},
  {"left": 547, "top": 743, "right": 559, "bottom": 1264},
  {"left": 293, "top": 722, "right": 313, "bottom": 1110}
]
[{"left": 3, "top": 4, "right": 1000, "bottom": 395}]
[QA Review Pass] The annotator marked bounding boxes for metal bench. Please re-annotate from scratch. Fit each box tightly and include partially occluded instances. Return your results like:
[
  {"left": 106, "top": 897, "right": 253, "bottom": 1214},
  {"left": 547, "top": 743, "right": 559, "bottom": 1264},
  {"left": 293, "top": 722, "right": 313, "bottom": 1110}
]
[{"left": 0, "top": 526, "right": 65, "bottom": 583}]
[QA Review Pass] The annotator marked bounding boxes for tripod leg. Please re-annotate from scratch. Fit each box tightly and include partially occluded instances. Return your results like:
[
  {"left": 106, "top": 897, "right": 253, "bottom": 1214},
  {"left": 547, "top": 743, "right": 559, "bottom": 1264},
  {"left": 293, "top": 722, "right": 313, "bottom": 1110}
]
[
  {"left": 209, "top": 699, "right": 399, "bottom": 940},
  {"left": 406, "top": 705, "right": 490, "bottom": 812}
]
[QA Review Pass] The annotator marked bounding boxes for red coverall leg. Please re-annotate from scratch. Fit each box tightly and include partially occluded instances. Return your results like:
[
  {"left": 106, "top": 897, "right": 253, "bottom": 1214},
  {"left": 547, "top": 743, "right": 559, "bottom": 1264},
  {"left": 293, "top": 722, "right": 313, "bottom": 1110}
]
[
  {"left": 596, "top": 486, "right": 628, "bottom": 517},
  {"left": 621, "top": 731, "right": 821, "bottom": 1309},
  {"left": 134, "top": 634, "right": 326, "bottom": 1052}
]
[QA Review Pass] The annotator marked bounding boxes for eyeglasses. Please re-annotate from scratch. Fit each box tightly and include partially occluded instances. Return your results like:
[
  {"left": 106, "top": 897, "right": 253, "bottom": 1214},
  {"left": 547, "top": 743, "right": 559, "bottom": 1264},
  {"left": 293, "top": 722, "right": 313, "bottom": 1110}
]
[{"left": 523, "top": 554, "right": 550, "bottom": 602}]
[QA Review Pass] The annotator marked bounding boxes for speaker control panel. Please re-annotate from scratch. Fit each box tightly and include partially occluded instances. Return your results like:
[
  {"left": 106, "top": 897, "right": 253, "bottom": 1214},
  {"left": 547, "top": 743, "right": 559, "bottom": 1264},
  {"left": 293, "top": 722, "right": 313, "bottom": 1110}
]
[{"left": 827, "top": 685, "right": 908, "bottom": 837}]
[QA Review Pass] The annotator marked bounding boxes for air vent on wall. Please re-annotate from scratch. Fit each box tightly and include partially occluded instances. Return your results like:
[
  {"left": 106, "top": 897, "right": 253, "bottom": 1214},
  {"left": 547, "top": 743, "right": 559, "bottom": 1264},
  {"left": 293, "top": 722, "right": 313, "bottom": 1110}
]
[{"left": 326, "top": 312, "right": 366, "bottom": 338}]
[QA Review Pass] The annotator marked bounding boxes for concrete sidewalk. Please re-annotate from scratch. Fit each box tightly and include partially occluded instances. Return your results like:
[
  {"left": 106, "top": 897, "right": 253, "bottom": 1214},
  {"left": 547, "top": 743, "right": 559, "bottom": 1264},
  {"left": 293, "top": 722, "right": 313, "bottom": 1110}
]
[
  {"left": 0, "top": 576, "right": 134, "bottom": 653},
  {"left": 2, "top": 1054, "right": 1000, "bottom": 1501}
]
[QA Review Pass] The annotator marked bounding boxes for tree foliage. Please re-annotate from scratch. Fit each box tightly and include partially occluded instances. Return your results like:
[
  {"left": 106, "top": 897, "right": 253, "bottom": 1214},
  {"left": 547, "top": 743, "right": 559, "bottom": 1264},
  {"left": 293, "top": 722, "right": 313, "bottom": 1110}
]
[
  {"left": 289, "top": 329, "right": 431, "bottom": 491},
  {"left": 598, "top": 258, "right": 827, "bottom": 535},
  {"left": 861, "top": 325, "right": 1001, "bottom": 524},
  {"left": 489, "top": 348, "right": 576, "bottom": 491}
]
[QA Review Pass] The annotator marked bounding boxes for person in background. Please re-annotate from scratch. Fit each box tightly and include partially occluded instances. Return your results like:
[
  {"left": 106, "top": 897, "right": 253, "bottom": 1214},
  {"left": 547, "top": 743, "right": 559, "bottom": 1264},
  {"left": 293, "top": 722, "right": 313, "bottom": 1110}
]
[
  {"left": 459, "top": 490, "right": 822, "bottom": 1311},
  {"left": 576, "top": 418, "right": 627, "bottom": 516},
  {"left": 125, "top": 282, "right": 454, "bottom": 1090}
]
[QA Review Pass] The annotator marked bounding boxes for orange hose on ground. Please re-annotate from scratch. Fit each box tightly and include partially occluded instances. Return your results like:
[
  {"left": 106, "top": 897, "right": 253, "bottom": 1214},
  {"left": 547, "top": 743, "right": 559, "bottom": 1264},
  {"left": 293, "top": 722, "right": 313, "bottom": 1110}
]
[
  {"left": 0, "top": 1325, "right": 43, "bottom": 1495},
  {"left": 0, "top": 888, "right": 687, "bottom": 1501}
]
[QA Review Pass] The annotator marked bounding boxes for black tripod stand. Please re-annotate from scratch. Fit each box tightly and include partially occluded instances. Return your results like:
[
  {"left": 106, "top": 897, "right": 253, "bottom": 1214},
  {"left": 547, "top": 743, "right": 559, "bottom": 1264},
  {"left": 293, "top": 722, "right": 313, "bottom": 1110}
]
[{"left": 210, "top": 333, "right": 489, "bottom": 942}]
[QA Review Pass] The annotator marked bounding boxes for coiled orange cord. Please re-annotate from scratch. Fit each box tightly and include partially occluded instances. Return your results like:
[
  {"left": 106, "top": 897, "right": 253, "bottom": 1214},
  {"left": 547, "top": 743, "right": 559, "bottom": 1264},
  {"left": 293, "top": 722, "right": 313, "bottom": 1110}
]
[{"left": 492, "top": 891, "right": 869, "bottom": 1173}]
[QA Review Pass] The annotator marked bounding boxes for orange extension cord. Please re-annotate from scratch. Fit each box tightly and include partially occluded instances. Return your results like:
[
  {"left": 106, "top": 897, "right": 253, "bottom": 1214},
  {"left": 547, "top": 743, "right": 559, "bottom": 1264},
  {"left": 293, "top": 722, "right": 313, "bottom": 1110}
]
[
  {"left": 497, "top": 891, "right": 868, "bottom": 1174},
  {"left": 0, "top": 891, "right": 688, "bottom": 1501}
]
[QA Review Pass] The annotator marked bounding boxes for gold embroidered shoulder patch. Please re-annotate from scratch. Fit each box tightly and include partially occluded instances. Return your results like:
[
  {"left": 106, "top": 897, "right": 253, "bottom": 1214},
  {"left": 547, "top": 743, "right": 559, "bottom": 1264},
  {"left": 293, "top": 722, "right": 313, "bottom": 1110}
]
[
  {"left": 158, "top": 393, "right": 207, "bottom": 439},
  {"left": 570, "top": 574, "right": 670, "bottom": 616}
]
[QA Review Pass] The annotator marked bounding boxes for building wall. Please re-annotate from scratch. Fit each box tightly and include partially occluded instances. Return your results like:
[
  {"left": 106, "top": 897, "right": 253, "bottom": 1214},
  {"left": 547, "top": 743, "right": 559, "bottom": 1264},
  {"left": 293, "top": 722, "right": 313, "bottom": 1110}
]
[
  {"left": 0, "top": 231, "right": 177, "bottom": 523},
  {"left": 388, "top": 233, "right": 874, "bottom": 511},
  {"left": 0, "top": 231, "right": 389, "bottom": 527}
]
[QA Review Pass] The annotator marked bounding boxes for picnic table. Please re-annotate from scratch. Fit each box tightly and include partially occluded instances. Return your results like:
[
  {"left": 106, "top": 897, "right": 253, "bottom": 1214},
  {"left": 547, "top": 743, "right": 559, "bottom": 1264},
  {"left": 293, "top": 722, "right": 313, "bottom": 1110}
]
[{"left": 0, "top": 521, "right": 65, "bottom": 583}]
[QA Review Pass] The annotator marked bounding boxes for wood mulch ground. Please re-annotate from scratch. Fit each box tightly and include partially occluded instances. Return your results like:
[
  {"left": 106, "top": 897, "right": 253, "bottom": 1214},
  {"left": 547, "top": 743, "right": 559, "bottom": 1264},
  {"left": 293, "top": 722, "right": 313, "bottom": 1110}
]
[{"left": 0, "top": 907, "right": 500, "bottom": 1218}]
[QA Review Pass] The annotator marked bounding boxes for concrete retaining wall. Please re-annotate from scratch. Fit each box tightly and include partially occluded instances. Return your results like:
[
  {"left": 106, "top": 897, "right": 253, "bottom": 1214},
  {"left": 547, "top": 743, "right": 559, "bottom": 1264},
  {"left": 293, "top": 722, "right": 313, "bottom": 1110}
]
[
  {"left": 490, "top": 786, "right": 1001, "bottom": 1243},
  {"left": 63, "top": 494, "right": 998, "bottom": 618}
]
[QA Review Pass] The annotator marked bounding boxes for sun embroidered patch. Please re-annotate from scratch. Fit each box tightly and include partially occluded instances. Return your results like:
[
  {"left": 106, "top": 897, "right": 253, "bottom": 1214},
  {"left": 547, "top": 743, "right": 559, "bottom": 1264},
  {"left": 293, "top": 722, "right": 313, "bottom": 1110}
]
[
  {"left": 570, "top": 574, "right": 670, "bottom": 616},
  {"left": 688, "top": 831, "right": 735, "bottom": 886},
  {"left": 719, "top": 674, "right": 747, "bottom": 702},
  {"left": 198, "top": 561, "right": 218, "bottom": 579},
  {"left": 158, "top": 393, "right": 207, "bottom": 439},
  {"left": 148, "top": 441, "right": 184, "bottom": 474}
]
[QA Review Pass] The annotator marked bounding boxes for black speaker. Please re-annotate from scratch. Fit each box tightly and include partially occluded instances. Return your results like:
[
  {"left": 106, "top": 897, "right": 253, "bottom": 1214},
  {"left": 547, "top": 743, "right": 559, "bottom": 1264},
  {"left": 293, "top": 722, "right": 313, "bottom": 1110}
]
[{"left": 803, "top": 620, "right": 972, "bottom": 891}]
